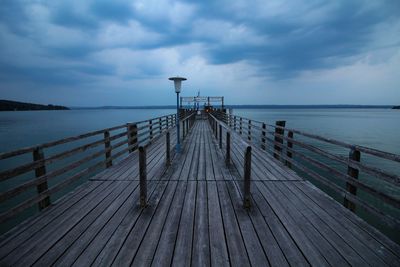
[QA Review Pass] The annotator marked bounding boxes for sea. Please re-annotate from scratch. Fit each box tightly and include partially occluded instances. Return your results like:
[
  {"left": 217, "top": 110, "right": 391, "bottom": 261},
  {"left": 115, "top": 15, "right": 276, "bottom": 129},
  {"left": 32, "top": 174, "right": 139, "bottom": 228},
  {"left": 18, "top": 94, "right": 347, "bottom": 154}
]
[{"left": 0, "top": 108, "right": 399, "bottom": 242}]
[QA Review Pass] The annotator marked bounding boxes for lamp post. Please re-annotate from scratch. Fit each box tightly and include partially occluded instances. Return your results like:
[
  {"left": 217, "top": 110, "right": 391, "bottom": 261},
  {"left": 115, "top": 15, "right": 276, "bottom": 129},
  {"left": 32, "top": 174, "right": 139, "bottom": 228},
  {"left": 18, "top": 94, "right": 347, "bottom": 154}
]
[{"left": 168, "top": 76, "right": 187, "bottom": 152}]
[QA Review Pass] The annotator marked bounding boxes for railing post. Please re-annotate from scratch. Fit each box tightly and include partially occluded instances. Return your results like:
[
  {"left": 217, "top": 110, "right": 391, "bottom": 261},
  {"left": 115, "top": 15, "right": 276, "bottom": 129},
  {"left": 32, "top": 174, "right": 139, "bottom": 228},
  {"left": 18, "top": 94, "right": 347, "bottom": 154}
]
[
  {"left": 104, "top": 131, "right": 112, "bottom": 168},
  {"left": 285, "top": 131, "right": 294, "bottom": 168},
  {"left": 239, "top": 117, "right": 243, "bottom": 135},
  {"left": 234, "top": 116, "right": 237, "bottom": 131},
  {"left": 183, "top": 120, "right": 186, "bottom": 139},
  {"left": 344, "top": 148, "right": 361, "bottom": 212},
  {"left": 33, "top": 147, "right": 50, "bottom": 210},
  {"left": 128, "top": 123, "right": 138, "bottom": 153},
  {"left": 243, "top": 146, "right": 252, "bottom": 209},
  {"left": 159, "top": 117, "right": 163, "bottom": 133},
  {"left": 166, "top": 131, "right": 171, "bottom": 166},
  {"left": 149, "top": 120, "right": 153, "bottom": 142},
  {"left": 166, "top": 115, "right": 169, "bottom": 129},
  {"left": 274, "top": 121, "right": 286, "bottom": 160},
  {"left": 261, "top": 123, "right": 266, "bottom": 150},
  {"left": 226, "top": 131, "right": 231, "bottom": 165},
  {"left": 248, "top": 120, "right": 252, "bottom": 141},
  {"left": 219, "top": 124, "right": 222, "bottom": 149},
  {"left": 139, "top": 146, "right": 147, "bottom": 208}
]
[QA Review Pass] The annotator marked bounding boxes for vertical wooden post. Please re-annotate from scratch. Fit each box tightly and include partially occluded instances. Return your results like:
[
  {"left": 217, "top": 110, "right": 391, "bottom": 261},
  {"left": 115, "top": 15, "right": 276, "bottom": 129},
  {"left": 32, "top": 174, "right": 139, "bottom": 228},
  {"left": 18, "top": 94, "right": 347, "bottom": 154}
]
[
  {"left": 261, "top": 123, "right": 266, "bottom": 150},
  {"left": 166, "top": 131, "right": 171, "bottom": 166},
  {"left": 149, "top": 120, "right": 153, "bottom": 142},
  {"left": 243, "top": 146, "right": 252, "bottom": 209},
  {"left": 344, "top": 148, "right": 361, "bottom": 212},
  {"left": 183, "top": 120, "right": 186, "bottom": 139},
  {"left": 128, "top": 124, "right": 138, "bottom": 153},
  {"left": 219, "top": 124, "right": 222, "bottom": 149},
  {"left": 159, "top": 117, "right": 163, "bottom": 133},
  {"left": 285, "top": 131, "right": 294, "bottom": 168},
  {"left": 104, "top": 131, "right": 112, "bottom": 168},
  {"left": 33, "top": 147, "right": 50, "bottom": 210},
  {"left": 234, "top": 116, "right": 237, "bottom": 131},
  {"left": 139, "top": 146, "right": 147, "bottom": 208},
  {"left": 166, "top": 115, "right": 169, "bottom": 129},
  {"left": 239, "top": 117, "right": 243, "bottom": 135},
  {"left": 248, "top": 120, "right": 252, "bottom": 141},
  {"left": 274, "top": 121, "right": 286, "bottom": 160},
  {"left": 226, "top": 131, "right": 231, "bottom": 165}
]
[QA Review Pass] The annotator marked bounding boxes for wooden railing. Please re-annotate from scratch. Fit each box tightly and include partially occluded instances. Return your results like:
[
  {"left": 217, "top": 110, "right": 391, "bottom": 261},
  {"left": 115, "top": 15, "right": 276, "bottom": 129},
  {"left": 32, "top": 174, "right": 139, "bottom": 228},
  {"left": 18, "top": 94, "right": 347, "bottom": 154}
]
[
  {"left": 208, "top": 112, "right": 252, "bottom": 209},
  {"left": 212, "top": 110, "right": 400, "bottom": 232},
  {"left": 138, "top": 111, "right": 196, "bottom": 207},
  {"left": 0, "top": 113, "right": 180, "bottom": 225}
]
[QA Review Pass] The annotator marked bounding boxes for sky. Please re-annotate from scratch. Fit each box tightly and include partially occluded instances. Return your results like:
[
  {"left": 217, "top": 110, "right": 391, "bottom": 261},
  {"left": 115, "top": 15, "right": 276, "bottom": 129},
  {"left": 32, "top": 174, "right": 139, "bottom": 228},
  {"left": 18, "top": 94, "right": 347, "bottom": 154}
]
[{"left": 0, "top": 0, "right": 399, "bottom": 106}]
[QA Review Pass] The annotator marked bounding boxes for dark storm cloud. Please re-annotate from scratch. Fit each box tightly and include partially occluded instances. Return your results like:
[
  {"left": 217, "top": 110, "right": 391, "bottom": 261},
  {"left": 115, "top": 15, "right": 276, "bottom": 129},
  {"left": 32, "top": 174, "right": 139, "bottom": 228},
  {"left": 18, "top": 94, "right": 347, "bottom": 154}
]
[{"left": 0, "top": 0, "right": 399, "bottom": 104}]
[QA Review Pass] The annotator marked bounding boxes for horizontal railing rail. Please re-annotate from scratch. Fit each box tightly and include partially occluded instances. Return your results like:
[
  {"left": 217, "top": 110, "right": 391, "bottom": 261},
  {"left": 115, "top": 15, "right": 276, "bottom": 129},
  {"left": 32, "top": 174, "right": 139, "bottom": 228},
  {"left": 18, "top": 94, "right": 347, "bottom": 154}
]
[
  {"left": 0, "top": 113, "right": 180, "bottom": 226},
  {"left": 212, "top": 110, "right": 400, "bottom": 232}
]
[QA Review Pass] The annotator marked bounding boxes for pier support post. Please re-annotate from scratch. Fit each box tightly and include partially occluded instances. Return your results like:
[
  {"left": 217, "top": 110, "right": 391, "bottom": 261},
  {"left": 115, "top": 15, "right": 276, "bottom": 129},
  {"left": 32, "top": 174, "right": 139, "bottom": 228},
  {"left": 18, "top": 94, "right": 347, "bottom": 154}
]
[
  {"left": 219, "top": 124, "right": 222, "bottom": 149},
  {"left": 128, "top": 124, "right": 138, "bottom": 153},
  {"left": 104, "top": 131, "right": 112, "bottom": 168},
  {"left": 274, "top": 121, "right": 286, "bottom": 160},
  {"left": 33, "top": 147, "right": 50, "bottom": 210},
  {"left": 226, "top": 132, "right": 231, "bottom": 165},
  {"left": 166, "top": 131, "right": 171, "bottom": 166},
  {"left": 239, "top": 117, "right": 243, "bottom": 135},
  {"left": 139, "top": 146, "right": 147, "bottom": 208},
  {"left": 261, "top": 123, "right": 266, "bottom": 150},
  {"left": 234, "top": 116, "right": 237, "bottom": 132},
  {"left": 243, "top": 146, "right": 252, "bottom": 209},
  {"left": 285, "top": 131, "right": 294, "bottom": 168},
  {"left": 344, "top": 148, "right": 361, "bottom": 212},
  {"left": 149, "top": 120, "right": 153, "bottom": 142},
  {"left": 248, "top": 120, "right": 252, "bottom": 141}
]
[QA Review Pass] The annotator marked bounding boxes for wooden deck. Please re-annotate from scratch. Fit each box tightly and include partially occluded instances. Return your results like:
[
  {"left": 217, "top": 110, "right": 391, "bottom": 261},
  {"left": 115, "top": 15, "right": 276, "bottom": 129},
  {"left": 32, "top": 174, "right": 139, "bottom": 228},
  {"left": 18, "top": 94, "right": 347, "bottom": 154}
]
[{"left": 1, "top": 120, "right": 399, "bottom": 266}]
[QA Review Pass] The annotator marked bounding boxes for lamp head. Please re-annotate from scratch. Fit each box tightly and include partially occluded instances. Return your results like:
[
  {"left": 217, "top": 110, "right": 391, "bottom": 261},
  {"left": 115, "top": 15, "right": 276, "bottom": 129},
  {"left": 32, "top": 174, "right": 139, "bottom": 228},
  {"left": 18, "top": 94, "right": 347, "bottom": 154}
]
[{"left": 168, "top": 76, "right": 187, "bottom": 93}]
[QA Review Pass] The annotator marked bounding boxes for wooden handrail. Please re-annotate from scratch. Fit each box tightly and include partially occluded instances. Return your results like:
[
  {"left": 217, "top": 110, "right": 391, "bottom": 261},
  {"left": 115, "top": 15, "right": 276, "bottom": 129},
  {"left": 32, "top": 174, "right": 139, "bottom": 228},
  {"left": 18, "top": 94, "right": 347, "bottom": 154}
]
[
  {"left": 0, "top": 113, "right": 178, "bottom": 223},
  {"left": 212, "top": 110, "right": 400, "bottom": 231}
]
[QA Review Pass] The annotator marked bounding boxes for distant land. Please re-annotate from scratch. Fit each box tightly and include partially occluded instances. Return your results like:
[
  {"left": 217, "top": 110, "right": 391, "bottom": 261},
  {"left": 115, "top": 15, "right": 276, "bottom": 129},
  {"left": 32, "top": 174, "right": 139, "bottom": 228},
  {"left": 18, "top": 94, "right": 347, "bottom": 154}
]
[
  {"left": 0, "top": 100, "right": 69, "bottom": 111},
  {"left": 71, "top": 104, "right": 394, "bottom": 110},
  {"left": 393, "top": 106, "right": 400, "bottom": 109}
]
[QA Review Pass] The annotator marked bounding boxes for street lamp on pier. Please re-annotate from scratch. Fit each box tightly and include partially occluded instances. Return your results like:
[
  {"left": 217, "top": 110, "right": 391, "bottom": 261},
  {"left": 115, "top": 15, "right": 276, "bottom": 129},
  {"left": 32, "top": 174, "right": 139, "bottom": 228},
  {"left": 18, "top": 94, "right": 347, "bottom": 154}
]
[{"left": 168, "top": 76, "right": 187, "bottom": 152}]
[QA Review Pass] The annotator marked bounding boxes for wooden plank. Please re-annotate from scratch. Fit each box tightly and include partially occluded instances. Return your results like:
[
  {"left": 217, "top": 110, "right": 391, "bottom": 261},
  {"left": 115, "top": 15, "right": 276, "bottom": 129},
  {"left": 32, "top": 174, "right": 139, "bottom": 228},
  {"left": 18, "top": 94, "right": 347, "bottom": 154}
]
[
  {"left": 293, "top": 180, "right": 400, "bottom": 263},
  {"left": 171, "top": 182, "right": 197, "bottom": 265},
  {"left": 151, "top": 182, "right": 188, "bottom": 266},
  {"left": 273, "top": 182, "right": 371, "bottom": 266},
  {"left": 282, "top": 181, "right": 397, "bottom": 266},
  {"left": 0, "top": 181, "right": 109, "bottom": 260},
  {"left": 131, "top": 180, "right": 182, "bottom": 266},
  {"left": 191, "top": 181, "right": 211, "bottom": 267},
  {"left": 258, "top": 181, "right": 348, "bottom": 266},
  {"left": 255, "top": 181, "right": 331, "bottom": 266},
  {"left": 90, "top": 181, "right": 168, "bottom": 266},
  {"left": 251, "top": 181, "right": 309, "bottom": 266},
  {"left": 215, "top": 180, "right": 251, "bottom": 266},
  {"left": 34, "top": 181, "right": 139, "bottom": 266},
  {"left": 4, "top": 180, "right": 124, "bottom": 266},
  {"left": 207, "top": 181, "right": 230, "bottom": 266},
  {"left": 59, "top": 179, "right": 162, "bottom": 266}
]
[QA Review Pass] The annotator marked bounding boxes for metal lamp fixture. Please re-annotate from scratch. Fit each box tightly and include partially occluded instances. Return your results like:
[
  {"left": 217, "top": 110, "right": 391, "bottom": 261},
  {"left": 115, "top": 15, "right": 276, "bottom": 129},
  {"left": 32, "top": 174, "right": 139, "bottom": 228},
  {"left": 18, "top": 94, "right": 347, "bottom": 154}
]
[{"left": 169, "top": 76, "right": 187, "bottom": 152}]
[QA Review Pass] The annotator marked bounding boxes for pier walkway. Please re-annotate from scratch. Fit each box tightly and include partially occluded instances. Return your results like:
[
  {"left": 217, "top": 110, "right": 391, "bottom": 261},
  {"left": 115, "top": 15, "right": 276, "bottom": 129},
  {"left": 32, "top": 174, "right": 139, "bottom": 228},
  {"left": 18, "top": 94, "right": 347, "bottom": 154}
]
[{"left": 1, "top": 120, "right": 400, "bottom": 266}]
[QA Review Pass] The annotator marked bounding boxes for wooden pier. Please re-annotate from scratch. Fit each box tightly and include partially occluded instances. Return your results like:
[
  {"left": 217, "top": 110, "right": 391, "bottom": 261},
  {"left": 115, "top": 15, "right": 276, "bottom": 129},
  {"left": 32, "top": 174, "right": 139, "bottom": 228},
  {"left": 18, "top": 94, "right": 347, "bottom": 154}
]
[{"left": 1, "top": 108, "right": 399, "bottom": 266}]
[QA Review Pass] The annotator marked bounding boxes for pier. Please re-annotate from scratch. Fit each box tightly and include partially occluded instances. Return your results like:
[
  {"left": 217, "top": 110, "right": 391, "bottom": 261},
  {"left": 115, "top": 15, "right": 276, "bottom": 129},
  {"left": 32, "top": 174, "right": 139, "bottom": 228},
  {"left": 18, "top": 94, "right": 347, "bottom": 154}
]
[{"left": 0, "top": 100, "right": 399, "bottom": 266}]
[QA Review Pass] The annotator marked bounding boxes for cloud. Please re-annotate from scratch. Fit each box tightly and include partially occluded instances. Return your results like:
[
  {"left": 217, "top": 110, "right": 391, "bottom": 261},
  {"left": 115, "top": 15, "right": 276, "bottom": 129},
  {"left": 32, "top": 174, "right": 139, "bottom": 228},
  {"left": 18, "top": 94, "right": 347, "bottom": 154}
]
[{"left": 0, "top": 0, "right": 399, "bottom": 105}]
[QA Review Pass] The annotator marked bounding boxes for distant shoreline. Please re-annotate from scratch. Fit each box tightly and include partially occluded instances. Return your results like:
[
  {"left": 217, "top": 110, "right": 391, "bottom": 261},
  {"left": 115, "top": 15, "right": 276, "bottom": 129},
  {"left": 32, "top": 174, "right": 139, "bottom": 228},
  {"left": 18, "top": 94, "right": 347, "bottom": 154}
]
[
  {"left": 70, "top": 105, "right": 395, "bottom": 110},
  {"left": 0, "top": 100, "right": 69, "bottom": 111}
]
